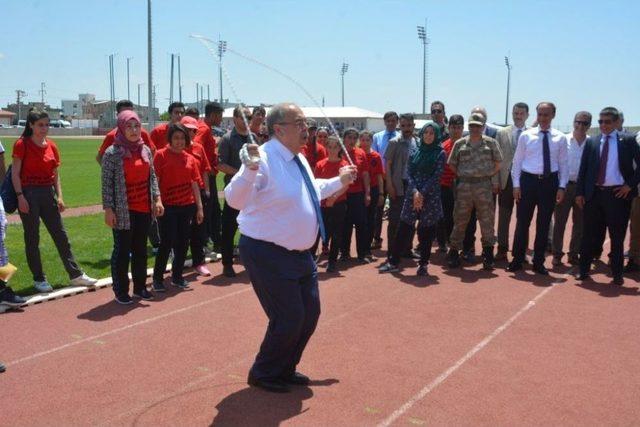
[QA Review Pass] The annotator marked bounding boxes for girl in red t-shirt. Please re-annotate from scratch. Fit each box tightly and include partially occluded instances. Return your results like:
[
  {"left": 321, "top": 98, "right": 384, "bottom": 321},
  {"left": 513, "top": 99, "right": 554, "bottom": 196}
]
[
  {"left": 12, "top": 109, "right": 97, "bottom": 293},
  {"left": 359, "top": 130, "right": 385, "bottom": 259},
  {"left": 102, "top": 110, "right": 164, "bottom": 304},
  {"left": 152, "top": 123, "right": 204, "bottom": 290},
  {"left": 313, "top": 136, "right": 349, "bottom": 272}
]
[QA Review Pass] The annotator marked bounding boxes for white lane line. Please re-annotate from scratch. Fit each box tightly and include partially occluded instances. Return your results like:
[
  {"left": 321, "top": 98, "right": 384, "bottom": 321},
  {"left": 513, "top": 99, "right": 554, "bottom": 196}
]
[{"left": 7, "top": 287, "right": 251, "bottom": 367}]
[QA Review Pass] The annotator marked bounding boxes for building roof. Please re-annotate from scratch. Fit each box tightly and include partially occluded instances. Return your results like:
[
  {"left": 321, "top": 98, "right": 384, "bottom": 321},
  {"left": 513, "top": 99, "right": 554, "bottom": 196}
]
[
  {"left": 223, "top": 106, "right": 383, "bottom": 119},
  {"left": 0, "top": 110, "right": 16, "bottom": 117}
]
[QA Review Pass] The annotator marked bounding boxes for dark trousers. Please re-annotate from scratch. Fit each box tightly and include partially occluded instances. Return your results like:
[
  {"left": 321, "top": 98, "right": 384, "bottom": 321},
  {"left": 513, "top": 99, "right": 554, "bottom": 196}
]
[
  {"left": 190, "top": 190, "right": 208, "bottom": 266},
  {"left": 437, "top": 185, "right": 454, "bottom": 247},
  {"left": 208, "top": 175, "right": 222, "bottom": 248},
  {"left": 311, "top": 202, "right": 347, "bottom": 263},
  {"left": 365, "top": 186, "right": 380, "bottom": 253},
  {"left": 111, "top": 211, "right": 151, "bottom": 297},
  {"left": 497, "top": 175, "right": 515, "bottom": 252},
  {"left": 240, "top": 235, "right": 320, "bottom": 380},
  {"left": 148, "top": 219, "right": 161, "bottom": 248},
  {"left": 153, "top": 204, "right": 195, "bottom": 283},
  {"left": 387, "top": 180, "right": 408, "bottom": 254},
  {"left": 512, "top": 172, "right": 558, "bottom": 265},
  {"left": 463, "top": 209, "right": 478, "bottom": 252},
  {"left": 341, "top": 191, "right": 368, "bottom": 258},
  {"left": 19, "top": 186, "right": 82, "bottom": 281},
  {"left": 221, "top": 201, "right": 240, "bottom": 267},
  {"left": 390, "top": 221, "right": 437, "bottom": 266},
  {"left": 579, "top": 187, "right": 631, "bottom": 278},
  {"left": 373, "top": 191, "right": 386, "bottom": 243}
]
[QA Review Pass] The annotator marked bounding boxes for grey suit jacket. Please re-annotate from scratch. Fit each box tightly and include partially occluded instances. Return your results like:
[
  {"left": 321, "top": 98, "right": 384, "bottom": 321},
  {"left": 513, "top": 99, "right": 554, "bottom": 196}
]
[{"left": 496, "top": 125, "right": 516, "bottom": 190}]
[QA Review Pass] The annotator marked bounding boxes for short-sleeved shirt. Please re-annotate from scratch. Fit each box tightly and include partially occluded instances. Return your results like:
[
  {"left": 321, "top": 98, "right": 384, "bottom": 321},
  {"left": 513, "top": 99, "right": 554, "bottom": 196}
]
[
  {"left": 194, "top": 121, "right": 218, "bottom": 174},
  {"left": 301, "top": 142, "right": 328, "bottom": 170},
  {"left": 123, "top": 150, "right": 151, "bottom": 213},
  {"left": 440, "top": 138, "right": 456, "bottom": 187},
  {"left": 218, "top": 128, "right": 253, "bottom": 185},
  {"left": 12, "top": 137, "right": 61, "bottom": 187},
  {"left": 315, "top": 158, "right": 349, "bottom": 205},
  {"left": 153, "top": 147, "right": 200, "bottom": 206},
  {"left": 448, "top": 136, "right": 502, "bottom": 178},
  {"left": 366, "top": 150, "right": 384, "bottom": 188},
  {"left": 345, "top": 147, "right": 370, "bottom": 194},
  {"left": 185, "top": 142, "right": 211, "bottom": 189},
  {"left": 98, "top": 127, "right": 154, "bottom": 157},
  {"left": 149, "top": 123, "right": 169, "bottom": 150}
]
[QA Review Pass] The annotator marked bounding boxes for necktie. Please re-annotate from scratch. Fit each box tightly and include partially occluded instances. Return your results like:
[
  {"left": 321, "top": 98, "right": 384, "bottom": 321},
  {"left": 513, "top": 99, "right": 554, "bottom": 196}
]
[
  {"left": 293, "top": 155, "right": 326, "bottom": 243},
  {"left": 541, "top": 130, "right": 551, "bottom": 176},
  {"left": 596, "top": 135, "right": 610, "bottom": 186}
]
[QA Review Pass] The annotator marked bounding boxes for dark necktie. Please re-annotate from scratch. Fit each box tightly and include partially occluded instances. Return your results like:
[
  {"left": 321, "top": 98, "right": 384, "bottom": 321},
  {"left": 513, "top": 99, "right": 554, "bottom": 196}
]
[
  {"left": 541, "top": 130, "right": 551, "bottom": 176},
  {"left": 597, "top": 135, "right": 610, "bottom": 185},
  {"left": 293, "top": 155, "right": 326, "bottom": 243}
]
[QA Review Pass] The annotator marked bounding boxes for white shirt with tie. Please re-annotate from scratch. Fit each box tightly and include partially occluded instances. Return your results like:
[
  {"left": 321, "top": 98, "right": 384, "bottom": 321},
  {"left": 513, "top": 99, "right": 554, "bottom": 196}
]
[
  {"left": 511, "top": 126, "right": 569, "bottom": 188},
  {"left": 224, "top": 137, "right": 343, "bottom": 251},
  {"left": 599, "top": 131, "right": 625, "bottom": 186}
]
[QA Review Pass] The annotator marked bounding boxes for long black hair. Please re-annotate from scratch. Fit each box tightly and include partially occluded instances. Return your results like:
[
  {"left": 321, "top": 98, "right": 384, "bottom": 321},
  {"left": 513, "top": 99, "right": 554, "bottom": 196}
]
[{"left": 21, "top": 108, "right": 49, "bottom": 139}]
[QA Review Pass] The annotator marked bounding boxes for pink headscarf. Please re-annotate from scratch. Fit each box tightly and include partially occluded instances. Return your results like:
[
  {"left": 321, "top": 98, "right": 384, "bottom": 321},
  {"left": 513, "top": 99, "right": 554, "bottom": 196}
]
[{"left": 114, "top": 110, "right": 150, "bottom": 163}]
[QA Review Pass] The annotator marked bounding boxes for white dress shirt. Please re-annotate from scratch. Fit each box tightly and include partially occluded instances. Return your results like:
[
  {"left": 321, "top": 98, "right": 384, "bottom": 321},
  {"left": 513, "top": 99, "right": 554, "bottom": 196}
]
[
  {"left": 511, "top": 126, "right": 569, "bottom": 188},
  {"left": 567, "top": 133, "right": 587, "bottom": 182},
  {"left": 599, "top": 131, "right": 625, "bottom": 186},
  {"left": 224, "top": 138, "right": 343, "bottom": 251}
]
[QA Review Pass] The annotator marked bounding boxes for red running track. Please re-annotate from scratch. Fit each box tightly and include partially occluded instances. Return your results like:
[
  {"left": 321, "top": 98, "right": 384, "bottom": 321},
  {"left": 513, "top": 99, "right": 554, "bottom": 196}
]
[{"left": 1, "top": 229, "right": 640, "bottom": 426}]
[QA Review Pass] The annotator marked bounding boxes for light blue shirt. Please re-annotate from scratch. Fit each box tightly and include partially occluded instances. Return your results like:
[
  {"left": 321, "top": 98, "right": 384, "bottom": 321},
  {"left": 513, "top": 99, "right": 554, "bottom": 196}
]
[{"left": 372, "top": 129, "right": 399, "bottom": 169}]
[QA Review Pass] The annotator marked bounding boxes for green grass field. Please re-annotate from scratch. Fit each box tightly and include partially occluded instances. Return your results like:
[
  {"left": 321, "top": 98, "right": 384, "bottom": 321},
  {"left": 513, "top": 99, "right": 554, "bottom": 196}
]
[{"left": 0, "top": 137, "right": 228, "bottom": 208}]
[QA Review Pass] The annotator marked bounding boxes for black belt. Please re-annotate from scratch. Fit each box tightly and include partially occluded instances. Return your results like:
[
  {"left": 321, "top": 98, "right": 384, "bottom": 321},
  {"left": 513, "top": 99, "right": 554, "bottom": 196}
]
[
  {"left": 596, "top": 185, "right": 621, "bottom": 191},
  {"left": 568, "top": 180, "right": 577, "bottom": 185},
  {"left": 522, "top": 171, "right": 558, "bottom": 180}
]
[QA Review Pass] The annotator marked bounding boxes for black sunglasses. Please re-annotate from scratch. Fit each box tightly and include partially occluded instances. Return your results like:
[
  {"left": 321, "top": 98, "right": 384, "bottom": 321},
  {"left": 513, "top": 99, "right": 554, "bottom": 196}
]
[
  {"left": 431, "top": 109, "right": 443, "bottom": 114},
  {"left": 574, "top": 120, "right": 590, "bottom": 126},
  {"left": 598, "top": 119, "right": 613, "bottom": 125}
]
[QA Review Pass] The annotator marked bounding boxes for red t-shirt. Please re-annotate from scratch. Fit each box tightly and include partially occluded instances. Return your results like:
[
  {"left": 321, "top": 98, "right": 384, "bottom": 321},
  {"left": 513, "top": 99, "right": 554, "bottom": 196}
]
[
  {"left": 194, "top": 121, "right": 218, "bottom": 175},
  {"left": 12, "top": 137, "right": 61, "bottom": 187},
  {"left": 149, "top": 123, "right": 169, "bottom": 150},
  {"left": 123, "top": 150, "right": 151, "bottom": 213},
  {"left": 345, "top": 147, "right": 370, "bottom": 194},
  {"left": 301, "top": 142, "right": 327, "bottom": 170},
  {"left": 366, "top": 150, "right": 384, "bottom": 188},
  {"left": 185, "top": 142, "right": 211, "bottom": 189},
  {"left": 153, "top": 147, "right": 200, "bottom": 206},
  {"left": 315, "top": 158, "right": 349, "bottom": 206},
  {"left": 440, "top": 138, "right": 456, "bottom": 187},
  {"left": 98, "top": 127, "right": 154, "bottom": 157}
]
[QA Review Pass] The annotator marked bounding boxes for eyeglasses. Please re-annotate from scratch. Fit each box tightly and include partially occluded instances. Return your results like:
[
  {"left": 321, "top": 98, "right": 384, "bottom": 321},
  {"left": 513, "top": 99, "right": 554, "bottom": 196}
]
[
  {"left": 598, "top": 119, "right": 613, "bottom": 125},
  {"left": 276, "top": 119, "right": 308, "bottom": 129},
  {"left": 574, "top": 121, "right": 590, "bottom": 126},
  {"left": 431, "top": 109, "right": 443, "bottom": 114}
]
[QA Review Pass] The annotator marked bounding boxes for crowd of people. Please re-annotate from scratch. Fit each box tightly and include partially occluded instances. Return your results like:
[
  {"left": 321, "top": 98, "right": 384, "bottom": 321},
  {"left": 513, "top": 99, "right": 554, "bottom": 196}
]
[{"left": 1, "top": 99, "right": 639, "bottom": 309}]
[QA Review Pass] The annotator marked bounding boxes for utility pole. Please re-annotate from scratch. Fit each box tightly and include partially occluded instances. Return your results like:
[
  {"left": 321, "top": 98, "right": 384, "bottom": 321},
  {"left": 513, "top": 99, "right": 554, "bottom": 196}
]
[
  {"left": 340, "top": 61, "right": 349, "bottom": 107},
  {"left": 417, "top": 19, "right": 429, "bottom": 114},
  {"left": 200, "top": 85, "right": 204, "bottom": 112},
  {"left": 169, "top": 53, "right": 175, "bottom": 104},
  {"left": 207, "top": 84, "right": 210, "bottom": 103},
  {"left": 147, "top": 0, "right": 155, "bottom": 129},
  {"left": 218, "top": 37, "right": 227, "bottom": 106},
  {"left": 39, "top": 82, "right": 46, "bottom": 105},
  {"left": 16, "top": 90, "right": 26, "bottom": 123},
  {"left": 137, "top": 83, "right": 143, "bottom": 108},
  {"left": 196, "top": 83, "right": 200, "bottom": 112},
  {"left": 127, "top": 57, "right": 132, "bottom": 101},
  {"left": 109, "top": 54, "right": 116, "bottom": 126},
  {"left": 177, "top": 54, "right": 182, "bottom": 102},
  {"left": 504, "top": 55, "right": 512, "bottom": 126}
]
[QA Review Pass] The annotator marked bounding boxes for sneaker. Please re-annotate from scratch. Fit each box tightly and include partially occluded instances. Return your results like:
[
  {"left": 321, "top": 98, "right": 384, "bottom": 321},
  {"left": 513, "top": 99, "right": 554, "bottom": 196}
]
[
  {"left": 70, "top": 273, "right": 98, "bottom": 287},
  {"left": 171, "top": 279, "right": 190, "bottom": 289},
  {"left": 194, "top": 264, "right": 212, "bottom": 276},
  {"left": 0, "top": 287, "right": 26, "bottom": 307},
  {"left": 357, "top": 256, "right": 374, "bottom": 264},
  {"left": 447, "top": 249, "right": 461, "bottom": 268},
  {"left": 133, "top": 288, "right": 154, "bottom": 300},
  {"left": 461, "top": 249, "right": 475, "bottom": 263},
  {"left": 114, "top": 294, "right": 133, "bottom": 305},
  {"left": 338, "top": 253, "right": 352, "bottom": 262},
  {"left": 223, "top": 265, "right": 236, "bottom": 278},
  {"left": 416, "top": 265, "right": 428, "bottom": 276},
  {"left": 34, "top": 280, "right": 53, "bottom": 293},
  {"left": 152, "top": 281, "right": 166, "bottom": 292},
  {"left": 326, "top": 261, "right": 337, "bottom": 273},
  {"left": 378, "top": 262, "right": 399, "bottom": 273}
]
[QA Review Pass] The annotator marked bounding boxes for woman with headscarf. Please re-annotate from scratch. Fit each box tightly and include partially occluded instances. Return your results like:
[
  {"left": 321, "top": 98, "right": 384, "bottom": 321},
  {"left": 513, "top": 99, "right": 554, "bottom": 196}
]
[
  {"left": 102, "top": 110, "right": 163, "bottom": 304},
  {"left": 379, "top": 122, "right": 445, "bottom": 276}
]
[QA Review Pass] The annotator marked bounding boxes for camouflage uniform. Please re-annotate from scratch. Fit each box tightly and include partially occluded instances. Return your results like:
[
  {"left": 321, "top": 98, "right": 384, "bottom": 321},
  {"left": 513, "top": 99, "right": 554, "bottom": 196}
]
[{"left": 448, "top": 135, "right": 502, "bottom": 251}]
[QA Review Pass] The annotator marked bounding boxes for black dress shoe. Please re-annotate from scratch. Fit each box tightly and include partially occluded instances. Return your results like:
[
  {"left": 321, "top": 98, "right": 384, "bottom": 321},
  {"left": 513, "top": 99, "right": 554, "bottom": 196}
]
[
  {"left": 280, "top": 371, "right": 310, "bottom": 385},
  {"left": 613, "top": 276, "right": 624, "bottom": 286},
  {"left": 223, "top": 266, "right": 236, "bottom": 278},
  {"left": 575, "top": 272, "right": 590, "bottom": 281},
  {"left": 533, "top": 264, "right": 549, "bottom": 275},
  {"left": 247, "top": 374, "right": 290, "bottom": 393},
  {"left": 507, "top": 262, "right": 522, "bottom": 272}
]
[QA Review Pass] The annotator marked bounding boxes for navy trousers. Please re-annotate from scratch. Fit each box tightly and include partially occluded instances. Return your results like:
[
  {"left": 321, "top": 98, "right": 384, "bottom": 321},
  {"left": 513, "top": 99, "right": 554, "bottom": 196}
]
[{"left": 240, "top": 234, "right": 320, "bottom": 380}]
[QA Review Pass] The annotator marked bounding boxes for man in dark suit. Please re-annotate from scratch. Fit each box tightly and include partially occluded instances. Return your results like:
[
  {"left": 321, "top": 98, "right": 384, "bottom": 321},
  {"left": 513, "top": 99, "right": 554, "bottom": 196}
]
[{"left": 576, "top": 107, "right": 640, "bottom": 285}]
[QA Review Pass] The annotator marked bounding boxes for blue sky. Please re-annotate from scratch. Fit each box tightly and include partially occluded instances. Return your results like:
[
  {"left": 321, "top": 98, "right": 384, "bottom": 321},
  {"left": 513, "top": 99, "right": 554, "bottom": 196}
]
[{"left": 1, "top": 0, "right": 639, "bottom": 129}]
